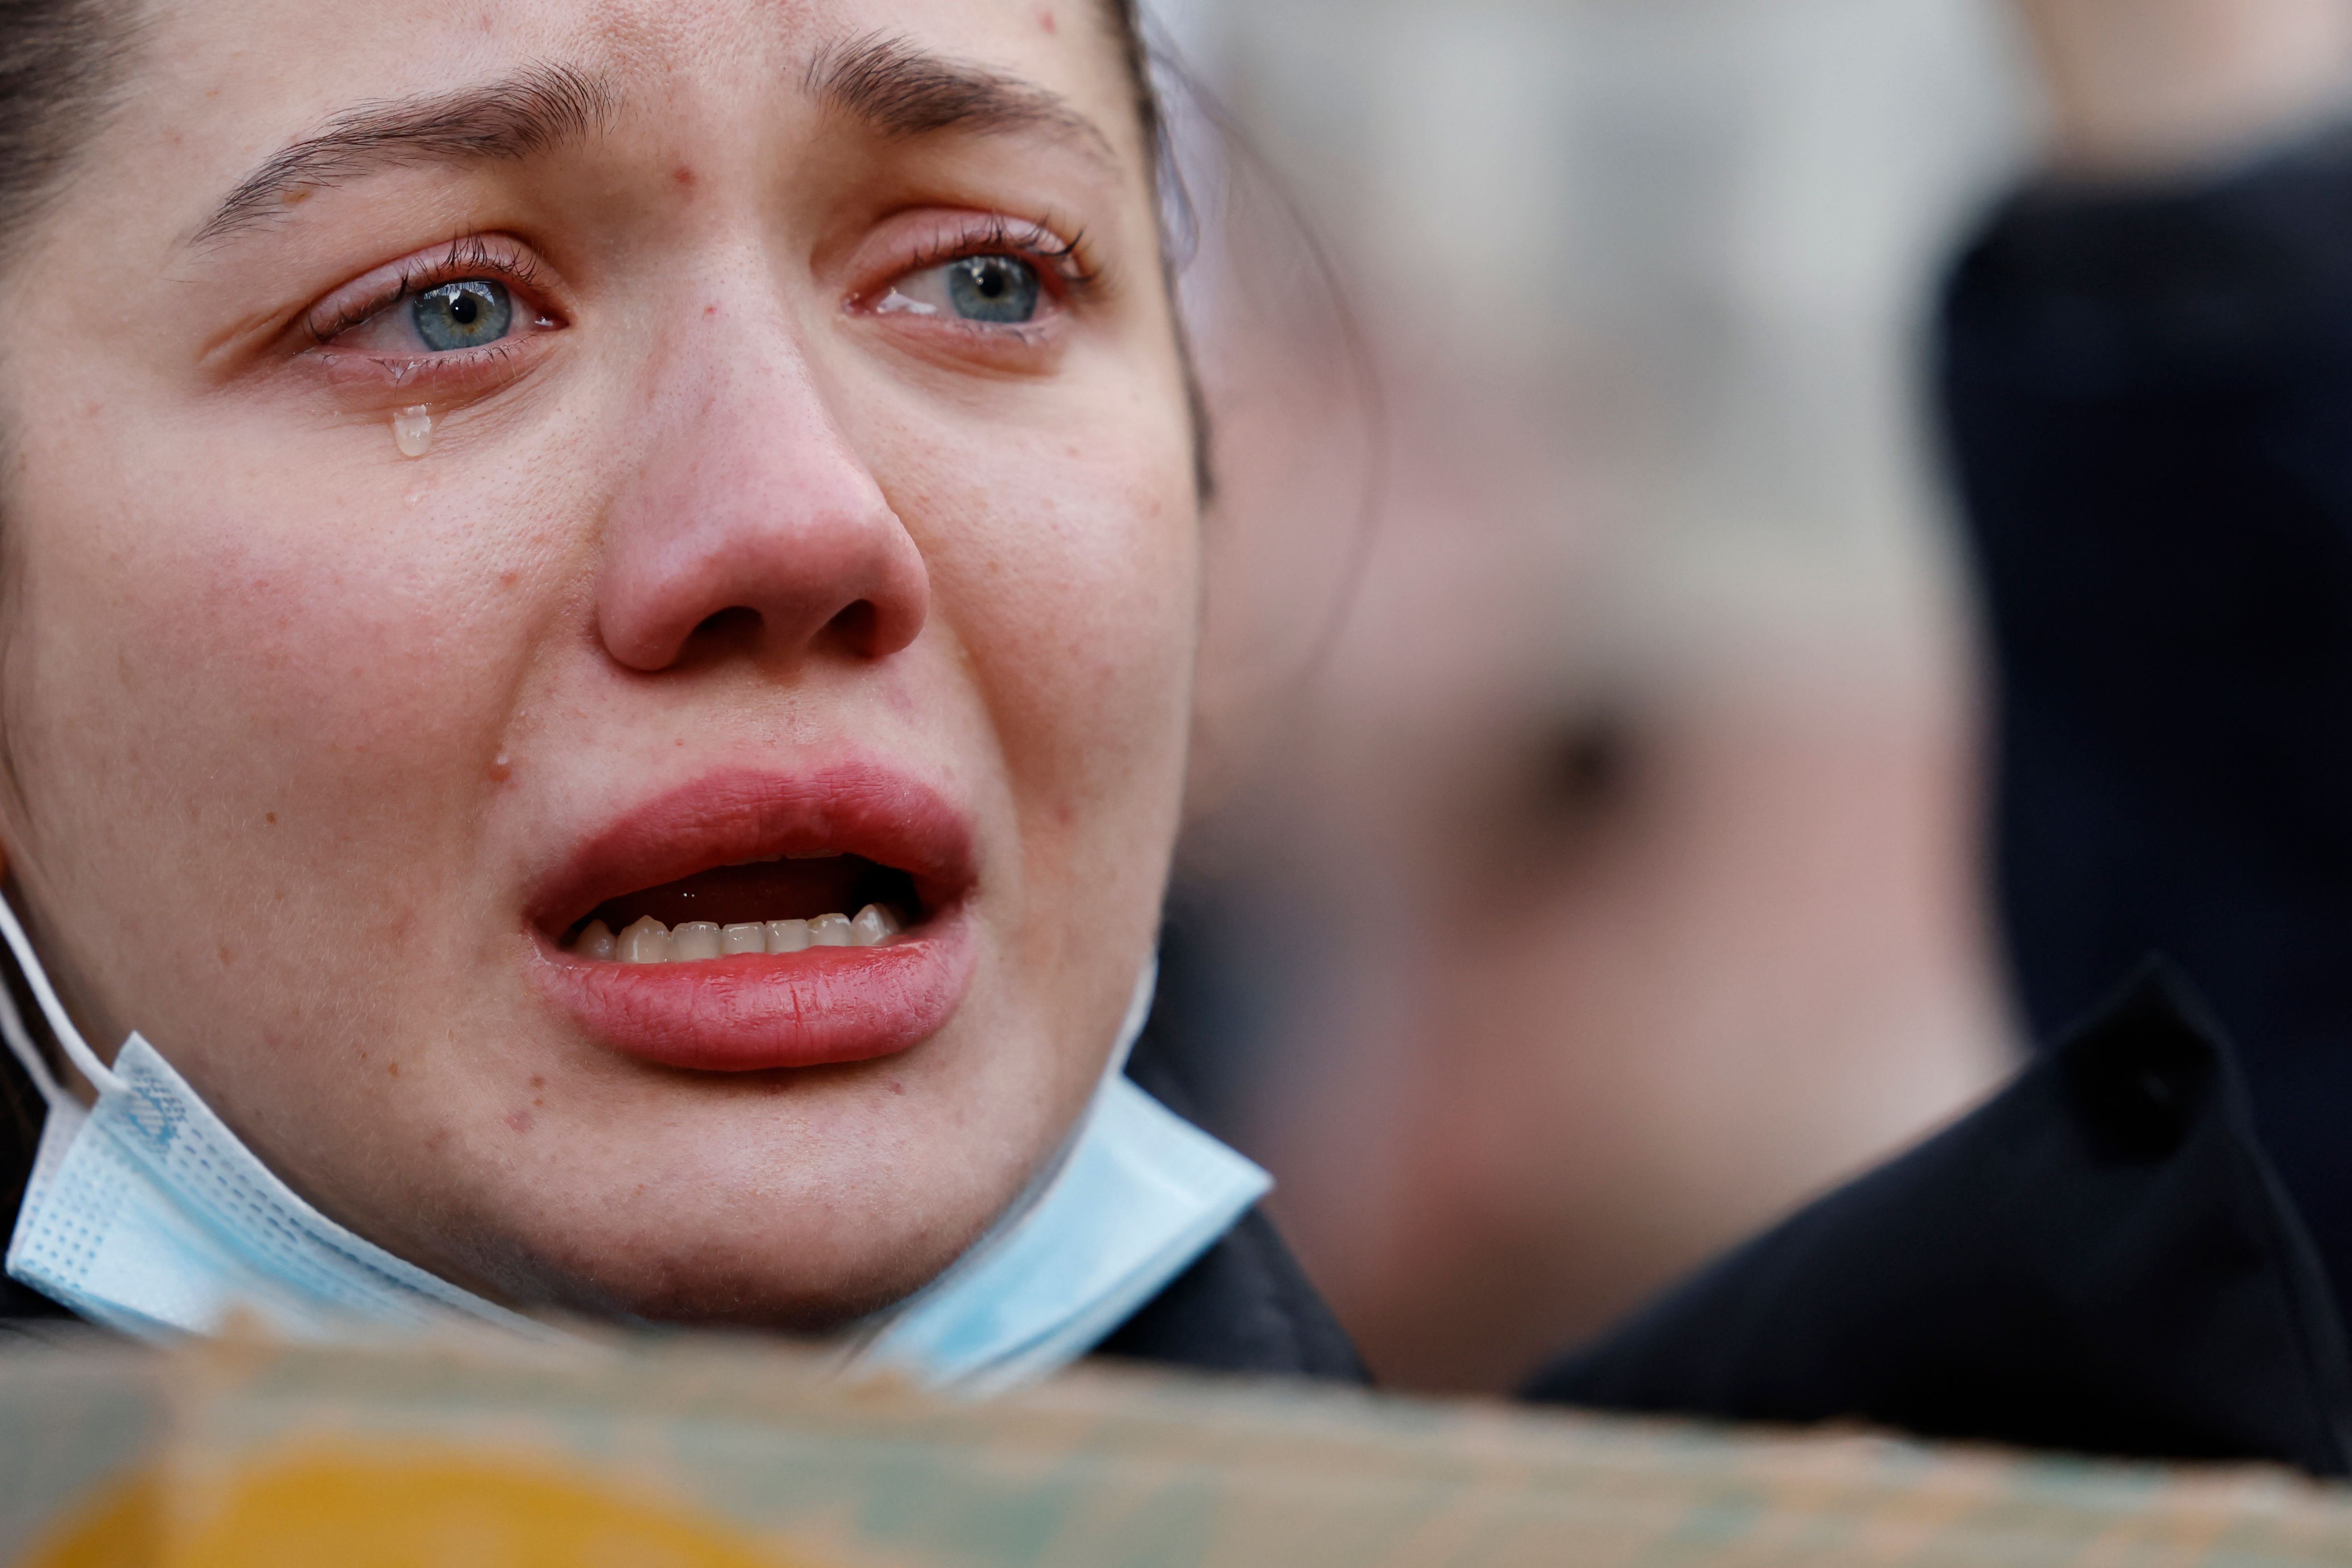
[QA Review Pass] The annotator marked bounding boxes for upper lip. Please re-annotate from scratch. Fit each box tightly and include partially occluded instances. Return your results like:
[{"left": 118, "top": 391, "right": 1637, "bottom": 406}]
[{"left": 527, "top": 763, "right": 979, "bottom": 937}]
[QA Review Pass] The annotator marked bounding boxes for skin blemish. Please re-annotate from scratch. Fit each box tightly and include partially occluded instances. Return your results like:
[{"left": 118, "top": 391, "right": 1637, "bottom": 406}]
[
  {"left": 488, "top": 752, "right": 513, "bottom": 783},
  {"left": 890, "top": 1079, "right": 906, "bottom": 1096},
  {"left": 672, "top": 164, "right": 697, "bottom": 187},
  {"left": 506, "top": 1107, "right": 533, "bottom": 1133},
  {"left": 1038, "top": 8, "right": 1056, "bottom": 31},
  {"left": 530, "top": 1075, "right": 545, "bottom": 1089},
  {"left": 387, "top": 1062, "right": 400, "bottom": 1078},
  {"left": 216, "top": 945, "right": 234, "bottom": 967},
  {"left": 264, "top": 812, "right": 277, "bottom": 825},
  {"left": 279, "top": 188, "right": 309, "bottom": 207},
  {"left": 703, "top": 303, "right": 717, "bottom": 317}
]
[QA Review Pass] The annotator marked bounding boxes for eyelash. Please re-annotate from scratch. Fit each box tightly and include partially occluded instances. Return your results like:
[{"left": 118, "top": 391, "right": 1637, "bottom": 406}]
[
  {"left": 885, "top": 215, "right": 1102, "bottom": 307},
  {"left": 303, "top": 235, "right": 554, "bottom": 346}
]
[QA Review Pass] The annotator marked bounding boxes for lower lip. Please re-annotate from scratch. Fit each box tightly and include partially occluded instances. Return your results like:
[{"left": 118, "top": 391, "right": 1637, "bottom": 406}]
[{"left": 531, "top": 909, "right": 977, "bottom": 1072}]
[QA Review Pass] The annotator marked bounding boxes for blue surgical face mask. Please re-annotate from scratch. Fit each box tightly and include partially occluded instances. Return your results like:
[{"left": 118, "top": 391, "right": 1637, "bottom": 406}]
[
  {"left": 0, "top": 894, "right": 548, "bottom": 1344},
  {"left": 849, "top": 964, "right": 1272, "bottom": 1394},
  {"left": 0, "top": 892, "right": 1267, "bottom": 1388}
]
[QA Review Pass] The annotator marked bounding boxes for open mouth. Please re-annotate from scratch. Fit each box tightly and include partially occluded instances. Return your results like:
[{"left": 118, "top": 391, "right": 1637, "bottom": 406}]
[
  {"left": 528, "top": 765, "right": 980, "bottom": 1071},
  {"left": 559, "top": 854, "right": 921, "bottom": 963}
]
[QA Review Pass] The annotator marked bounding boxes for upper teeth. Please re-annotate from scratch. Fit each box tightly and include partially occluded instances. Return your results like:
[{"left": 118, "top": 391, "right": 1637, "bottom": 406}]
[{"left": 572, "top": 906, "right": 903, "bottom": 962}]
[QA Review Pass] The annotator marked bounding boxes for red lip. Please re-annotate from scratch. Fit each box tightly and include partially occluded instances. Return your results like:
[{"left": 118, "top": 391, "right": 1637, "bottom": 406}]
[{"left": 528, "top": 764, "right": 979, "bottom": 1072}]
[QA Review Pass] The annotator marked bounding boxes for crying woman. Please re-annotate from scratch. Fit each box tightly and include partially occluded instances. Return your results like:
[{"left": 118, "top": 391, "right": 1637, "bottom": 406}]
[{"left": 0, "top": 0, "right": 1360, "bottom": 1388}]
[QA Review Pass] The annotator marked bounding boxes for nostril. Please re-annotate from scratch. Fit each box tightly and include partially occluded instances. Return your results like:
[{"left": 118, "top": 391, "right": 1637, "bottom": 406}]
[
  {"left": 825, "top": 600, "right": 878, "bottom": 650},
  {"left": 686, "top": 606, "right": 764, "bottom": 653}
]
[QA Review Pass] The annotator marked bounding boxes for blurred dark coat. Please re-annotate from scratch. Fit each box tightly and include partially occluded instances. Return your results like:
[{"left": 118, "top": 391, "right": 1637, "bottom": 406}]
[
  {"left": 1940, "top": 129, "right": 2352, "bottom": 1321},
  {"left": 1525, "top": 130, "right": 2352, "bottom": 1475},
  {"left": 1524, "top": 965, "right": 2352, "bottom": 1474}
]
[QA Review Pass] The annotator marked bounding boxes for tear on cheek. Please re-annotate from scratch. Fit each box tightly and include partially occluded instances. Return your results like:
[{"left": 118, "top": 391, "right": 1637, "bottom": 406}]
[{"left": 392, "top": 405, "right": 432, "bottom": 457}]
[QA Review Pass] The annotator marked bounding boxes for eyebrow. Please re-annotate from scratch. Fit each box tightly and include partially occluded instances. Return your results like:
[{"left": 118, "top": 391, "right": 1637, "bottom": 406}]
[
  {"left": 192, "top": 62, "right": 617, "bottom": 246},
  {"left": 806, "top": 33, "right": 1119, "bottom": 169}
]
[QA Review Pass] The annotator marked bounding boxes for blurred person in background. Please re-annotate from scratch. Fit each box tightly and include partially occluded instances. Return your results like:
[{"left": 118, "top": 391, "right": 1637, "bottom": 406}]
[{"left": 1157, "top": 0, "right": 2024, "bottom": 1401}]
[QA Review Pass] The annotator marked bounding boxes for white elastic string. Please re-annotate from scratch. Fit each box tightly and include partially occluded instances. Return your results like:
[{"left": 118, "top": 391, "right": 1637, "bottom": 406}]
[
  {"left": 0, "top": 887, "right": 119, "bottom": 1098},
  {"left": 1102, "top": 956, "right": 1157, "bottom": 1082},
  {"left": 0, "top": 968, "right": 67, "bottom": 1113}
]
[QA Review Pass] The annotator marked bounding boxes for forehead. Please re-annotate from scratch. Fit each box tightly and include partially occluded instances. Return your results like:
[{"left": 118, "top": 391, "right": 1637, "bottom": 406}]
[{"left": 113, "top": 0, "right": 1142, "bottom": 232}]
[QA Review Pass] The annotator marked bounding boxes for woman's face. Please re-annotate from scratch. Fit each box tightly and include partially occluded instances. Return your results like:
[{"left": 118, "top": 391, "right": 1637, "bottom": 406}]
[{"left": 0, "top": 0, "right": 1197, "bottom": 1325}]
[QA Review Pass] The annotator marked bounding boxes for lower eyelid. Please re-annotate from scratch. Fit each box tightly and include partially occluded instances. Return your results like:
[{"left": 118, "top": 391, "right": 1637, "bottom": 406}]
[
  {"left": 308, "top": 339, "right": 543, "bottom": 398},
  {"left": 865, "top": 306, "right": 1061, "bottom": 335}
]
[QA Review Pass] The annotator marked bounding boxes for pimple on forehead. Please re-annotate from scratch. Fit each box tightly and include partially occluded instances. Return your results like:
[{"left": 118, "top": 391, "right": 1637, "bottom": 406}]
[
  {"left": 1037, "top": 9, "right": 1056, "bottom": 33},
  {"left": 672, "top": 164, "right": 696, "bottom": 186}
]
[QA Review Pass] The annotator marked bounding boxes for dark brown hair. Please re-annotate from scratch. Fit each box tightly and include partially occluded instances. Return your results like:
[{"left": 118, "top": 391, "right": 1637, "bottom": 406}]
[{"left": 0, "top": 0, "right": 139, "bottom": 266}]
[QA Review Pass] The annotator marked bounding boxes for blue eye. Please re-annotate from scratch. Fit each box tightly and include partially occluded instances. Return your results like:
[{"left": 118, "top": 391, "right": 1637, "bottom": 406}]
[
  {"left": 946, "top": 256, "right": 1039, "bottom": 323},
  {"left": 412, "top": 279, "right": 513, "bottom": 351}
]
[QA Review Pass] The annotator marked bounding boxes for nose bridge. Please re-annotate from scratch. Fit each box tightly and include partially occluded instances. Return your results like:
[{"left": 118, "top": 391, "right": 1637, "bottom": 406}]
[
  {"left": 635, "top": 278, "right": 879, "bottom": 545},
  {"left": 594, "top": 273, "right": 928, "bottom": 674}
]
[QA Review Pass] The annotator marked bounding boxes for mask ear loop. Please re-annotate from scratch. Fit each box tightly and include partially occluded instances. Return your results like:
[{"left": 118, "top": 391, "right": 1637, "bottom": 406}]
[
  {"left": 0, "top": 888, "right": 122, "bottom": 1106},
  {"left": 0, "top": 973, "right": 67, "bottom": 1114}
]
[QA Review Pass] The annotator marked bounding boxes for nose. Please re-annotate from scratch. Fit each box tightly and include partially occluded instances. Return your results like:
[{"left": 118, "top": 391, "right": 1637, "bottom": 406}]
[{"left": 593, "top": 316, "right": 928, "bottom": 674}]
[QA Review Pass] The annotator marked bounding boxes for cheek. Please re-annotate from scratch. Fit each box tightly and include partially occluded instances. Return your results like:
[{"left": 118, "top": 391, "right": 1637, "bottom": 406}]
[
  {"left": 132, "top": 415, "right": 526, "bottom": 695},
  {"left": 888, "top": 413, "right": 1200, "bottom": 809},
  {"left": 2, "top": 405, "right": 564, "bottom": 903}
]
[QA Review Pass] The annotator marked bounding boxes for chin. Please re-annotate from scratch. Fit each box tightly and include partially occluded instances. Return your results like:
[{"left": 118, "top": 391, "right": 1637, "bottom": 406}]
[{"left": 434, "top": 1096, "right": 1021, "bottom": 1332}]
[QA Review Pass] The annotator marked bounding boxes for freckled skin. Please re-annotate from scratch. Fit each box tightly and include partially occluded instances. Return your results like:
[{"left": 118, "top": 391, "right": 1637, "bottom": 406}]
[{"left": 0, "top": 0, "right": 1197, "bottom": 1327}]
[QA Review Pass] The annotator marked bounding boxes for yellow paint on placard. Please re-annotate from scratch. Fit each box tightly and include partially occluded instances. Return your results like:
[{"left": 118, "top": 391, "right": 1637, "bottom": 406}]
[{"left": 22, "top": 1446, "right": 817, "bottom": 1568}]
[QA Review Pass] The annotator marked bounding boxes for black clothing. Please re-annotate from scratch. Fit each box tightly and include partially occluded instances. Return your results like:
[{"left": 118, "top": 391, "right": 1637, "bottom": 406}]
[
  {"left": 1523, "top": 965, "right": 2352, "bottom": 1474},
  {"left": 1093, "top": 1203, "right": 1366, "bottom": 1380},
  {"left": 1098, "top": 1033, "right": 1369, "bottom": 1382},
  {"left": 1939, "top": 128, "right": 2352, "bottom": 1321}
]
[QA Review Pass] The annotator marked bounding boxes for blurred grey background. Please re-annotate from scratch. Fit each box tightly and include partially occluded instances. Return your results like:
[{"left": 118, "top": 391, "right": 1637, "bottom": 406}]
[{"left": 1147, "top": 0, "right": 2042, "bottom": 1392}]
